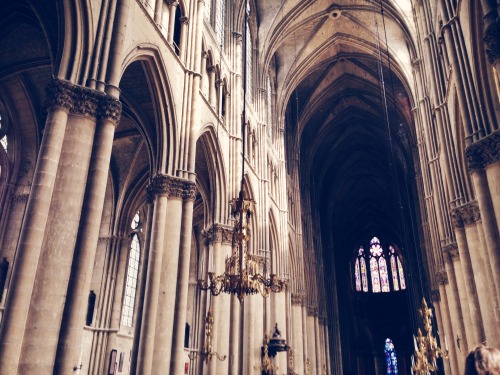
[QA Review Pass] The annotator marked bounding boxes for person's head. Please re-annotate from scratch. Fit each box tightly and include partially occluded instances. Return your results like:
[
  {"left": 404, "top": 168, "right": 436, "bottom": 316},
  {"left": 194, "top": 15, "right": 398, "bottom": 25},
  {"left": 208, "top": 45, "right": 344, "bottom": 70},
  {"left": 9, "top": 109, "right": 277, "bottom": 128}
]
[{"left": 464, "top": 345, "right": 500, "bottom": 375}]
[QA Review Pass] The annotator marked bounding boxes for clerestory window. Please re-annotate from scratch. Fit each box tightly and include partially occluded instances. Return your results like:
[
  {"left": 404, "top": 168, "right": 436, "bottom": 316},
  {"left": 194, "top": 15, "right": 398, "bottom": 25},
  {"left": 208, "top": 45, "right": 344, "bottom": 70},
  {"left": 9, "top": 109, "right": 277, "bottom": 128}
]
[{"left": 354, "top": 236, "right": 406, "bottom": 293}]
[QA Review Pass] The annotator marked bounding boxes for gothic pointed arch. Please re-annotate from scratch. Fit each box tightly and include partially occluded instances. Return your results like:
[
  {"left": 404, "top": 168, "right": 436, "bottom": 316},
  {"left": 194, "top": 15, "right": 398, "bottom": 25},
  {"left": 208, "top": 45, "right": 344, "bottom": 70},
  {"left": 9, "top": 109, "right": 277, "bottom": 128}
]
[{"left": 121, "top": 45, "right": 178, "bottom": 175}]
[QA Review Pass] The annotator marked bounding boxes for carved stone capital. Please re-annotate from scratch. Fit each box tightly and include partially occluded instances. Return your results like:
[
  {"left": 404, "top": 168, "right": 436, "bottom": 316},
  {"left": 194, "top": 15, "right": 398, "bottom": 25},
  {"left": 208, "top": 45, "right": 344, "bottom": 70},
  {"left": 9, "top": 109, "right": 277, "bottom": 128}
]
[
  {"left": 450, "top": 201, "right": 481, "bottom": 228},
  {"left": 182, "top": 180, "right": 197, "bottom": 201},
  {"left": 202, "top": 224, "right": 233, "bottom": 245},
  {"left": 435, "top": 269, "right": 449, "bottom": 285},
  {"left": 46, "top": 79, "right": 75, "bottom": 113},
  {"left": 291, "top": 293, "right": 305, "bottom": 306},
  {"left": 442, "top": 243, "right": 459, "bottom": 262},
  {"left": 431, "top": 289, "right": 441, "bottom": 302},
  {"left": 484, "top": 20, "right": 500, "bottom": 65},
  {"left": 98, "top": 95, "right": 122, "bottom": 125},
  {"left": 46, "top": 79, "right": 122, "bottom": 125},
  {"left": 465, "top": 130, "right": 500, "bottom": 171},
  {"left": 167, "top": 176, "right": 186, "bottom": 198},
  {"left": 306, "top": 306, "right": 318, "bottom": 316},
  {"left": 147, "top": 174, "right": 170, "bottom": 200}
]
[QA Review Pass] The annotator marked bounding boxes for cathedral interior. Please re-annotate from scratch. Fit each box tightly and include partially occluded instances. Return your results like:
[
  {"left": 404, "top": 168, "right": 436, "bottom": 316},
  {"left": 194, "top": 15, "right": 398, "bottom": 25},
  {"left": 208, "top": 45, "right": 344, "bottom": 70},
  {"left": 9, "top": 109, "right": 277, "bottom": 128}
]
[{"left": 0, "top": 0, "right": 499, "bottom": 374}]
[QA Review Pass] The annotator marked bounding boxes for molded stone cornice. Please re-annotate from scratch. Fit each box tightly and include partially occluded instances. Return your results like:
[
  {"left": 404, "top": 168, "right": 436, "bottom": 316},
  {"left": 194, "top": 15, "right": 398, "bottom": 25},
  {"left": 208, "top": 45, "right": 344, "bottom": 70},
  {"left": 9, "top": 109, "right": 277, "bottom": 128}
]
[
  {"left": 435, "top": 269, "right": 449, "bottom": 285},
  {"left": 465, "top": 130, "right": 500, "bottom": 171},
  {"left": 450, "top": 201, "right": 481, "bottom": 228},
  {"left": 441, "top": 242, "right": 459, "bottom": 262},
  {"left": 431, "top": 289, "right": 440, "bottom": 302},
  {"left": 485, "top": 20, "right": 500, "bottom": 65}
]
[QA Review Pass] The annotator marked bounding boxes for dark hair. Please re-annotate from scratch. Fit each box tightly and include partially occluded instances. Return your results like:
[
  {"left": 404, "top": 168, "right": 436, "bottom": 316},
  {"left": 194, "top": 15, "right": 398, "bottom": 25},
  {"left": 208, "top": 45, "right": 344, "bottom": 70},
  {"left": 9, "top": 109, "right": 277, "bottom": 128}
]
[{"left": 464, "top": 346, "right": 500, "bottom": 375}]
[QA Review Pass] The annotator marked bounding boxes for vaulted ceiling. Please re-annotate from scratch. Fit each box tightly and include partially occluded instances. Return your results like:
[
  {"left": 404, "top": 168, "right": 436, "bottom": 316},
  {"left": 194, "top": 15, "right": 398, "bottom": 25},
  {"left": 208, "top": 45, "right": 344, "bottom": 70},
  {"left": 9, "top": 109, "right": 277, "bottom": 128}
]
[{"left": 255, "top": 0, "right": 419, "bottom": 256}]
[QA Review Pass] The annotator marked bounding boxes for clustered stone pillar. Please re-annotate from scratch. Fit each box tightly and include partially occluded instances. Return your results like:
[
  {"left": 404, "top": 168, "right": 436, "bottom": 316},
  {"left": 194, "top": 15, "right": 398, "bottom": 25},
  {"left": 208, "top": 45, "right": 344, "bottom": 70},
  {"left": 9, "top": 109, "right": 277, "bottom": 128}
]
[
  {"left": 170, "top": 181, "right": 197, "bottom": 375},
  {"left": 291, "top": 293, "right": 305, "bottom": 374},
  {"left": 55, "top": 92, "right": 121, "bottom": 375},
  {"left": 0, "top": 79, "right": 72, "bottom": 374},
  {"left": 451, "top": 200, "right": 500, "bottom": 347},
  {"left": 136, "top": 174, "right": 196, "bottom": 375},
  {"left": 0, "top": 78, "right": 121, "bottom": 375},
  {"left": 431, "top": 291, "right": 452, "bottom": 375}
]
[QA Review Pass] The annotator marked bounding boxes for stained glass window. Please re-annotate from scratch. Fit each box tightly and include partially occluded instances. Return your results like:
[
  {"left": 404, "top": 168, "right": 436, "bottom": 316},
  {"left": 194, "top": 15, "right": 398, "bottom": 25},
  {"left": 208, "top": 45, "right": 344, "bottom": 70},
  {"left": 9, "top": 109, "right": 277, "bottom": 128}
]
[
  {"left": 355, "top": 258, "right": 361, "bottom": 291},
  {"left": 385, "top": 338, "right": 398, "bottom": 375},
  {"left": 379, "top": 257, "right": 390, "bottom": 292},
  {"left": 398, "top": 257, "right": 406, "bottom": 290},
  {"left": 360, "top": 257, "right": 368, "bottom": 292},
  {"left": 370, "top": 257, "right": 381, "bottom": 292},
  {"left": 122, "top": 213, "right": 141, "bottom": 327},
  {"left": 390, "top": 253, "right": 399, "bottom": 291},
  {"left": 370, "top": 237, "right": 383, "bottom": 256},
  {"left": 354, "top": 238, "right": 406, "bottom": 293}
]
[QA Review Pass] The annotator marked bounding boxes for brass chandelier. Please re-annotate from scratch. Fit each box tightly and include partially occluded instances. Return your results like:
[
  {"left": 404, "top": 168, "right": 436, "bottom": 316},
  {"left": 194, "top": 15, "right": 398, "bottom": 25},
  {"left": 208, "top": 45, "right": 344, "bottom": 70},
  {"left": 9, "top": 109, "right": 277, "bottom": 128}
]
[
  {"left": 411, "top": 298, "right": 448, "bottom": 375},
  {"left": 198, "top": 191, "right": 287, "bottom": 302},
  {"left": 198, "top": 0, "right": 286, "bottom": 302}
]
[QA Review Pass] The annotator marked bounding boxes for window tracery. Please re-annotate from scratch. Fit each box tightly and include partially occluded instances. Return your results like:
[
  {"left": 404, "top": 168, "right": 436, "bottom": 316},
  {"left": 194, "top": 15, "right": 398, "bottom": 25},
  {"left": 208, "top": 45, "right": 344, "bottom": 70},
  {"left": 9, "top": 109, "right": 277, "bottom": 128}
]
[{"left": 354, "top": 237, "right": 406, "bottom": 293}]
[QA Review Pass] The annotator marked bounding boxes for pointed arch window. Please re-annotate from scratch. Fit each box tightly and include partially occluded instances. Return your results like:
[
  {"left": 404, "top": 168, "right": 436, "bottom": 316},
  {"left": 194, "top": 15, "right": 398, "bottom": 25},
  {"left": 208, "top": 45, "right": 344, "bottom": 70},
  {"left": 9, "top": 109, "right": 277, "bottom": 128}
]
[
  {"left": 353, "top": 237, "right": 406, "bottom": 293},
  {"left": 385, "top": 338, "right": 398, "bottom": 375},
  {"left": 121, "top": 212, "right": 141, "bottom": 327},
  {"left": 355, "top": 247, "right": 368, "bottom": 292}
]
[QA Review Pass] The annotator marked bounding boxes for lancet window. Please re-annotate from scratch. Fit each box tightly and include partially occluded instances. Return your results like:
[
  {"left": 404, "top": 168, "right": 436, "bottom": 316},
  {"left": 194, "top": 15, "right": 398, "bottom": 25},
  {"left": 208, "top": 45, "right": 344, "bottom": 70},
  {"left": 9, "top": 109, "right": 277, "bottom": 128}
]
[
  {"left": 385, "top": 338, "right": 398, "bottom": 374},
  {"left": 121, "top": 212, "right": 141, "bottom": 327},
  {"left": 354, "top": 237, "right": 406, "bottom": 293}
]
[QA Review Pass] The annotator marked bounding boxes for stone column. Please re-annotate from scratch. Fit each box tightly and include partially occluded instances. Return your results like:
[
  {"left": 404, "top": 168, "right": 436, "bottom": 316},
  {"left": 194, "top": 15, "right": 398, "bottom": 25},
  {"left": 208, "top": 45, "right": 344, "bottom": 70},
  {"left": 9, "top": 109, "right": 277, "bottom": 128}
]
[
  {"left": 307, "top": 307, "right": 317, "bottom": 375},
  {"left": 454, "top": 227, "right": 485, "bottom": 345},
  {"left": 206, "top": 228, "right": 222, "bottom": 375},
  {"left": 442, "top": 243, "right": 474, "bottom": 353},
  {"left": 0, "top": 79, "right": 72, "bottom": 374},
  {"left": 215, "top": 228, "right": 233, "bottom": 375},
  {"left": 291, "top": 293, "right": 305, "bottom": 375},
  {"left": 167, "top": 1, "right": 179, "bottom": 45},
  {"left": 170, "top": 181, "right": 197, "bottom": 375},
  {"left": 18, "top": 84, "right": 100, "bottom": 374},
  {"left": 431, "top": 292, "right": 452, "bottom": 375},
  {"left": 315, "top": 314, "right": 322, "bottom": 375},
  {"left": 152, "top": 177, "right": 185, "bottom": 373},
  {"left": 136, "top": 175, "right": 170, "bottom": 374},
  {"left": 228, "top": 294, "right": 241, "bottom": 375},
  {"left": 451, "top": 202, "right": 500, "bottom": 346},
  {"left": 437, "top": 266, "right": 465, "bottom": 374},
  {"left": 466, "top": 134, "right": 500, "bottom": 300},
  {"left": 54, "top": 94, "right": 121, "bottom": 375}
]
